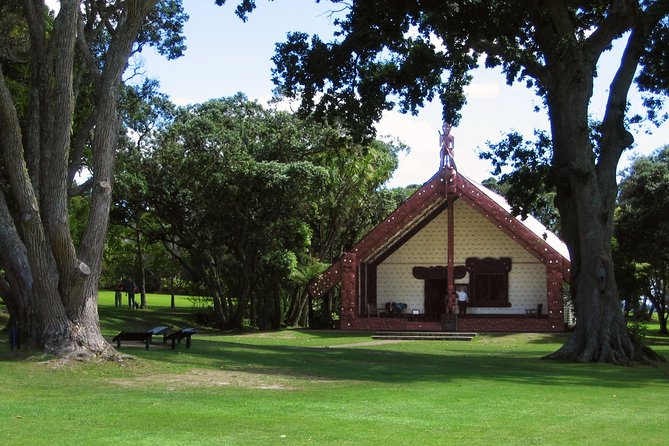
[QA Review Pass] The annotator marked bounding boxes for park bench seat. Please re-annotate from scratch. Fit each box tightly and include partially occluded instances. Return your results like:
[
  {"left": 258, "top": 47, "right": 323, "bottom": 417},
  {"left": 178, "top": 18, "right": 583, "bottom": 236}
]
[
  {"left": 164, "top": 328, "right": 197, "bottom": 349},
  {"left": 112, "top": 326, "right": 170, "bottom": 349},
  {"left": 145, "top": 326, "right": 169, "bottom": 336}
]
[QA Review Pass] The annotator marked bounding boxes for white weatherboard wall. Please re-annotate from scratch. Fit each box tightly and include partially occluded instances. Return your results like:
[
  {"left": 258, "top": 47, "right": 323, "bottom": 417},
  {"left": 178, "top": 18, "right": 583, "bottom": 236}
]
[{"left": 376, "top": 199, "right": 547, "bottom": 314}]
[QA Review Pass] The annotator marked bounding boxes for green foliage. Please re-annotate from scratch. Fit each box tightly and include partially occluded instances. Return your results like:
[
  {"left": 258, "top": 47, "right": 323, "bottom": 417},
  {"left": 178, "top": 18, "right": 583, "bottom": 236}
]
[
  {"left": 68, "top": 196, "right": 89, "bottom": 246},
  {"left": 627, "top": 319, "right": 648, "bottom": 346},
  {"left": 138, "top": 95, "right": 329, "bottom": 327},
  {"left": 480, "top": 130, "right": 560, "bottom": 233},
  {"left": 137, "top": 0, "right": 189, "bottom": 60},
  {"left": 305, "top": 134, "right": 405, "bottom": 262},
  {"left": 103, "top": 77, "right": 180, "bottom": 293},
  {"left": 109, "top": 93, "right": 406, "bottom": 330},
  {"left": 637, "top": 18, "right": 668, "bottom": 124},
  {"left": 615, "top": 145, "right": 669, "bottom": 333},
  {"left": 0, "top": 0, "right": 31, "bottom": 124},
  {"left": 258, "top": 2, "right": 669, "bottom": 142},
  {"left": 101, "top": 224, "right": 137, "bottom": 289},
  {"left": 119, "top": 79, "right": 176, "bottom": 151}
]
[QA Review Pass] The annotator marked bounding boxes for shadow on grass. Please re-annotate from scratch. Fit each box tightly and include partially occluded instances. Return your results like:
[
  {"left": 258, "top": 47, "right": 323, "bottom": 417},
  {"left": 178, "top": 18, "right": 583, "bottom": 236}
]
[
  {"left": 115, "top": 333, "right": 669, "bottom": 391},
  {"left": 646, "top": 333, "right": 669, "bottom": 346},
  {"left": 98, "top": 305, "right": 200, "bottom": 335},
  {"left": 4, "top": 302, "right": 668, "bottom": 389}
]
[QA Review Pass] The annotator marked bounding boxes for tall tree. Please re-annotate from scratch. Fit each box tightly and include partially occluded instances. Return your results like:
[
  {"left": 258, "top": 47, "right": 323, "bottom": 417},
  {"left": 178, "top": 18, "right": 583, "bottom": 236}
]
[
  {"left": 228, "top": 0, "right": 669, "bottom": 364},
  {"left": 616, "top": 146, "right": 669, "bottom": 334},
  {"left": 111, "top": 79, "right": 176, "bottom": 307},
  {"left": 140, "top": 95, "right": 330, "bottom": 329},
  {"left": 133, "top": 95, "right": 403, "bottom": 329},
  {"left": 0, "top": 0, "right": 187, "bottom": 357}
]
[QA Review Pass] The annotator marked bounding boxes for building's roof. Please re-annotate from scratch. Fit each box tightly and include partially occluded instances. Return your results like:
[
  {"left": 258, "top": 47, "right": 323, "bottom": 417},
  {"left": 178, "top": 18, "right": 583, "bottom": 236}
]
[{"left": 462, "top": 173, "right": 570, "bottom": 260}]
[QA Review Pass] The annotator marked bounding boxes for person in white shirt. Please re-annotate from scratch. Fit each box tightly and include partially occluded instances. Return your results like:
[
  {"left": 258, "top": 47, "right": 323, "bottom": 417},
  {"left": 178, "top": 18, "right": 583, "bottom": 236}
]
[{"left": 456, "top": 286, "right": 468, "bottom": 315}]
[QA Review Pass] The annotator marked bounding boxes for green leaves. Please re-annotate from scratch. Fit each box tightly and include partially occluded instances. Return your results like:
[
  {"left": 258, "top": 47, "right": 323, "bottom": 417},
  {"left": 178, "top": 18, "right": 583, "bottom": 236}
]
[
  {"left": 111, "top": 92, "right": 404, "bottom": 328},
  {"left": 479, "top": 130, "right": 559, "bottom": 231},
  {"left": 615, "top": 145, "right": 669, "bottom": 331}
]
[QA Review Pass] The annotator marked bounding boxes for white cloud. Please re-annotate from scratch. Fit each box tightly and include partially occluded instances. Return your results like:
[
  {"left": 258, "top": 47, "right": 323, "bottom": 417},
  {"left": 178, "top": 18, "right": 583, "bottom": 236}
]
[
  {"left": 377, "top": 108, "right": 496, "bottom": 188},
  {"left": 377, "top": 111, "right": 440, "bottom": 187}
]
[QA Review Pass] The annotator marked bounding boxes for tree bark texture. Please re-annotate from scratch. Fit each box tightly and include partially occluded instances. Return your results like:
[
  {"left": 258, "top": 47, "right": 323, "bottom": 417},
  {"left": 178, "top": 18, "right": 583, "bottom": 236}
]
[
  {"left": 135, "top": 228, "right": 147, "bottom": 309},
  {"left": 538, "top": 33, "right": 648, "bottom": 364},
  {"left": 0, "top": 0, "right": 159, "bottom": 358},
  {"left": 529, "top": 2, "right": 669, "bottom": 364}
]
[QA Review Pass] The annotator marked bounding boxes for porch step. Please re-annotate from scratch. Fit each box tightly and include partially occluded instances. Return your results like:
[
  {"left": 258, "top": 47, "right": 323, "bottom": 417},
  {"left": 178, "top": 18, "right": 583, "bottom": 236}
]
[{"left": 372, "top": 331, "right": 476, "bottom": 341}]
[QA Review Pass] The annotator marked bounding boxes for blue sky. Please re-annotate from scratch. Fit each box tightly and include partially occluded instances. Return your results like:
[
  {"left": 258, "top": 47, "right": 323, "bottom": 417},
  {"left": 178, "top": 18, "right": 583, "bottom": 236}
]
[{"left": 133, "top": 1, "right": 668, "bottom": 187}]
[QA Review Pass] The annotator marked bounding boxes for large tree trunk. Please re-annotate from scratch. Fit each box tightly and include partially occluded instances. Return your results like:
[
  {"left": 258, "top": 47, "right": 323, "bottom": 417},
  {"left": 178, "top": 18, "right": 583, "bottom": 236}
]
[
  {"left": 530, "top": 4, "right": 668, "bottom": 364},
  {"left": 135, "top": 228, "right": 147, "bottom": 309},
  {"left": 541, "top": 61, "right": 655, "bottom": 364},
  {"left": 0, "top": 195, "right": 35, "bottom": 342},
  {"left": 0, "top": 0, "right": 159, "bottom": 358}
]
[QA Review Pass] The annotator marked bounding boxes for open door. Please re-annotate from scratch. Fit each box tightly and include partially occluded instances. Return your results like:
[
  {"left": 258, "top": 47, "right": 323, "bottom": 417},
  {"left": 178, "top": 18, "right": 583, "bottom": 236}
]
[{"left": 424, "top": 279, "right": 447, "bottom": 321}]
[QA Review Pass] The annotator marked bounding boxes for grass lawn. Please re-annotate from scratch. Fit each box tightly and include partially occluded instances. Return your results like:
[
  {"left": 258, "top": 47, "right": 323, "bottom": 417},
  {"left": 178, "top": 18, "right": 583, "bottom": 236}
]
[{"left": 1, "top": 293, "right": 668, "bottom": 446}]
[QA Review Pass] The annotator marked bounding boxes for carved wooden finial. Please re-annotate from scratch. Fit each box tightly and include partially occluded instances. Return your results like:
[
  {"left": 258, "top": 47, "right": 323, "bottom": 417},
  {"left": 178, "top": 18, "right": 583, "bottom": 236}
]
[{"left": 439, "top": 121, "right": 456, "bottom": 171}]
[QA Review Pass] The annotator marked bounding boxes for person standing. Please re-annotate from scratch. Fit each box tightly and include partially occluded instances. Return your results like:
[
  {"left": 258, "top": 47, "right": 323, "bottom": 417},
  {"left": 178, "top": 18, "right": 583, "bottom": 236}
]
[
  {"left": 114, "top": 282, "right": 123, "bottom": 308},
  {"left": 124, "top": 277, "right": 138, "bottom": 309},
  {"left": 456, "top": 286, "right": 468, "bottom": 315}
]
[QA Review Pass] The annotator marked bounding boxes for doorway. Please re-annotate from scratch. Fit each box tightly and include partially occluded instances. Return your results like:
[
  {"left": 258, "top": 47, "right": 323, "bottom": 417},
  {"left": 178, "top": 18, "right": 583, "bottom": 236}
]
[{"left": 424, "top": 279, "right": 447, "bottom": 321}]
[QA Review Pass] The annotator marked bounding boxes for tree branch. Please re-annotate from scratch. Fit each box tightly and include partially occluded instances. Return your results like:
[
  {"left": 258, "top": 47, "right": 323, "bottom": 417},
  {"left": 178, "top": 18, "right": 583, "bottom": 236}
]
[
  {"left": 39, "top": 0, "right": 80, "bottom": 284},
  {"left": 76, "top": 9, "right": 102, "bottom": 81},
  {"left": 22, "top": 0, "right": 49, "bottom": 195},
  {"left": 78, "top": 0, "right": 159, "bottom": 267},
  {"left": 597, "top": 1, "right": 669, "bottom": 185},
  {"left": 542, "top": 0, "right": 577, "bottom": 41},
  {"left": 470, "top": 36, "right": 550, "bottom": 89},
  {"left": 68, "top": 111, "right": 97, "bottom": 192},
  {"left": 584, "top": 1, "right": 638, "bottom": 66}
]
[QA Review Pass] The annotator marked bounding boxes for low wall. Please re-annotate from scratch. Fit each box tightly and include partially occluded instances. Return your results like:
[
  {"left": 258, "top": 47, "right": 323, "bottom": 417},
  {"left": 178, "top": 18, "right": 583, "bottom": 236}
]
[{"left": 342, "top": 316, "right": 565, "bottom": 332}]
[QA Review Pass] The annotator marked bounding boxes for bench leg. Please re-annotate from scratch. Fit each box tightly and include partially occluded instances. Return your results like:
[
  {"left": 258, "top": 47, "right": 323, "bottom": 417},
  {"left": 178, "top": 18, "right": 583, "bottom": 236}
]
[{"left": 186, "top": 335, "right": 192, "bottom": 348}]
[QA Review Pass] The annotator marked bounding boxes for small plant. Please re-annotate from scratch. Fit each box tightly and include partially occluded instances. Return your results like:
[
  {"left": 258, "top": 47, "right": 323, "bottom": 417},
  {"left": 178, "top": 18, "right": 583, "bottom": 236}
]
[
  {"left": 627, "top": 320, "right": 648, "bottom": 347},
  {"left": 187, "top": 295, "right": 213, "bottom": 308},
  {"left": 192, "top": 307, "right": 218, "bottom": 327}
]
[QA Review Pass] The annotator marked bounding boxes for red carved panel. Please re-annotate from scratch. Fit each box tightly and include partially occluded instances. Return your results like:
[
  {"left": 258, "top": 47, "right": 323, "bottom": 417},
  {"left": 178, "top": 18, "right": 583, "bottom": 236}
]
[
  {"left": 307, "top": 260, "right": 342, "bottom": 299},
  {"left": 349, "top": 171, "right": 449, "bottom": 261},
  {"left": 339, "top": 253, "right": 358, "bottom": 327}
]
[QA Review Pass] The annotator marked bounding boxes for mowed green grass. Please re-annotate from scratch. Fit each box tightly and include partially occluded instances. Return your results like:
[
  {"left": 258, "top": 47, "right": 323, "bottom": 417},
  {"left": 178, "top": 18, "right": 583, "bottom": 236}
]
[{"left": 1, "top": 294, "right": 668, "bottom": 446}]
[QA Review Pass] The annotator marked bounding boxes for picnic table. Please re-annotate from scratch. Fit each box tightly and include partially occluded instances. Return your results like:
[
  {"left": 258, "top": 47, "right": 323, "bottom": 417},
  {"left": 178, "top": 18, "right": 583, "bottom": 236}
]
[
  {"left": 164, "top": 328, "right": 197, "bottom": 349},
  {"left": 112, "top": 326, "right": 169, "bottom": 349}
]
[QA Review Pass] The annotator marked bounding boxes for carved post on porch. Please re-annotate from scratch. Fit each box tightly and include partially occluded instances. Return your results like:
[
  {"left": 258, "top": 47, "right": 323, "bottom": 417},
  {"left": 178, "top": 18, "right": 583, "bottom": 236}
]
[
  {"left": 546, "top": 255, "right": 564, "bottom": 330},
  {"left": 442, "top": 121, "right": 458, "bottom": 315},
  {"left": 447, "top": 195, "right": 456, "bottom": 314},
  {"left": 340, "top": 252, "right": 358, "bottom": 329}
]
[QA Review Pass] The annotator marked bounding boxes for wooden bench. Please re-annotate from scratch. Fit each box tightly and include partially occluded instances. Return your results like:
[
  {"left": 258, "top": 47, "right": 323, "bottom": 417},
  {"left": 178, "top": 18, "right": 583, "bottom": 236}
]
[
  {"left": 164, "top": 328, "right": 197, "bottom": 349},
  {"left": 112, "top": 326, "right": 169, "bottom": 349},
  {"left": 525, "top": 303, "right": 543, "bottom": 318}
]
